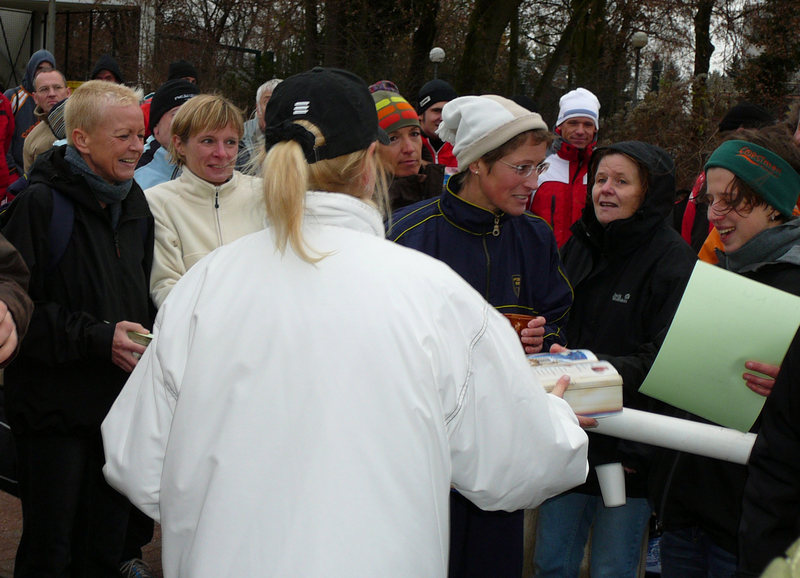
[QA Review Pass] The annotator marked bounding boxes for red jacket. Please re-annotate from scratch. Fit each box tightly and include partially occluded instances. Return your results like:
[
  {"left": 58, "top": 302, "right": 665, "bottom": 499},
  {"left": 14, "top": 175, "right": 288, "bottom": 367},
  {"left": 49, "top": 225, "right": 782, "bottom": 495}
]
[
  {"left": 0, "top": 94, "right": 15, "bottom": 202},
  {"left": 680, "top": 172, "right": 713, "bottom": 251},
  {"left": 141, "top": 98, "right": 152, "bottom": 138},
  {"left": 421, "top": 135, "right": 457, "bottom": 170},
  {"left": 527, "top": 139, "right": 593, "bottom": 247}
]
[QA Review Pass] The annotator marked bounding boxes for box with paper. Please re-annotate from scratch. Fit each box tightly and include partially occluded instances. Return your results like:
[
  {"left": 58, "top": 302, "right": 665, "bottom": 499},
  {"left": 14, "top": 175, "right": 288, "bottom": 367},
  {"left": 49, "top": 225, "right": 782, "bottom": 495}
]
[{"left": 528, "top": 350, "right": 623, "bottom": 416}]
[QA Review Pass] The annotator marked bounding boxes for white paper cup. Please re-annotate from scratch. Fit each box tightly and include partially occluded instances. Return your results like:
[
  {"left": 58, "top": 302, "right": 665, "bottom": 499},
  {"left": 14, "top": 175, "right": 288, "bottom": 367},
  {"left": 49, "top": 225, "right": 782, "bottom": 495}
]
[{"left": 595, "top": 462, "right": 626, "bottom": 507}]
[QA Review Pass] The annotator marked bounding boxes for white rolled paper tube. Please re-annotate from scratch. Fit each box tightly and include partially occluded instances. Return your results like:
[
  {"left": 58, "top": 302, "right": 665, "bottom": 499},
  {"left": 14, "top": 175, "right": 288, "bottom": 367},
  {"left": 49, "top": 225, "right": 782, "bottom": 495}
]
[{"left": 592, "top": 408, "right": 757, "bottom": 465}]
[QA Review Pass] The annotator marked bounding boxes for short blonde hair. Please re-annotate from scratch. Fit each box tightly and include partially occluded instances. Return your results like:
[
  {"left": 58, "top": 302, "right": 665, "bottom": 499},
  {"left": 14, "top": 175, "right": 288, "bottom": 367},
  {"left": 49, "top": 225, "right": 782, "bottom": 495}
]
[
  {"left": 169, "top": 94, "right": 244, "bottom": 165},
  {"left": 262, "top": 120, "right": 388, "bottom": 263},
  {"left": 65, "top": 80, "right": 142, "bottom": 145}
]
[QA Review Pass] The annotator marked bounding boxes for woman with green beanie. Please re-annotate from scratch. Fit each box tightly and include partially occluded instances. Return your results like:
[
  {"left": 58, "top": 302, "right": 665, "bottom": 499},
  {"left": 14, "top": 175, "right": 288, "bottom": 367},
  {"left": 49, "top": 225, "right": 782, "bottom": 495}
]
[{"left": 659, "top": 125, "right": 800, "bottom": 577}]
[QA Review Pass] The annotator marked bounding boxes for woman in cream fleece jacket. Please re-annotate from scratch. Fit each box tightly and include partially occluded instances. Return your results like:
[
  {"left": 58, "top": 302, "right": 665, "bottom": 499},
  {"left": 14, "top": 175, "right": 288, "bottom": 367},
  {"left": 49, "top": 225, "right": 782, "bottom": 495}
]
[{"left": 144, "top": 94, "right": 264, "bottom": 308}]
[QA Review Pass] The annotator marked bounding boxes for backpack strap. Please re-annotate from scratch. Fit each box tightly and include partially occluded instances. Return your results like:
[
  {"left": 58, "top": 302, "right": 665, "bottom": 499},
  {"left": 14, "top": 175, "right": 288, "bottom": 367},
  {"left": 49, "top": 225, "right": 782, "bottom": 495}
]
[
  {"left": 47, "top": 187, "right": 74, "bottom": 272},
  {"left": 0, "top": 185, "right": 77, "bottom": 272},
  {"left": 9, "top": 88, "right": 28, "bottom": 116},
  {"left": 44, "top": 187, "right": 146, "bottom": 272}
]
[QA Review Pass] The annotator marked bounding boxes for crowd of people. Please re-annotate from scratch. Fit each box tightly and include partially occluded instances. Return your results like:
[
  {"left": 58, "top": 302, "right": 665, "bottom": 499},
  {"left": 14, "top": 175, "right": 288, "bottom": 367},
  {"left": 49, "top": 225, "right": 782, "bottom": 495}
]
[{"left": 0, "top": 48, "right": 797, "bottom": 578}]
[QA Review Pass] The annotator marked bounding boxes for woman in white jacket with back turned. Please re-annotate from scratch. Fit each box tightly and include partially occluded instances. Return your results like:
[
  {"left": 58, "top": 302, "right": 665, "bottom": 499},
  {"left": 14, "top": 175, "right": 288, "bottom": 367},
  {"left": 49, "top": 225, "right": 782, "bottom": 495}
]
[
  {"left": 101, "top": 67, "right": 589, "bottom": 577},
  {"left": 144, "top": 93, "right": 264, "bottom": 308}
]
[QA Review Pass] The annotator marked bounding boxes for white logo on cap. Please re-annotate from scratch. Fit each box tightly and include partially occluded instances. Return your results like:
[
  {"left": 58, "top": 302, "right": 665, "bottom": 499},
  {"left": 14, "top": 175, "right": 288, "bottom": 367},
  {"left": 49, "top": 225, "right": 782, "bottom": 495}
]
[{"left": 293, "top": 101, "right": 310, "bottom": 115}]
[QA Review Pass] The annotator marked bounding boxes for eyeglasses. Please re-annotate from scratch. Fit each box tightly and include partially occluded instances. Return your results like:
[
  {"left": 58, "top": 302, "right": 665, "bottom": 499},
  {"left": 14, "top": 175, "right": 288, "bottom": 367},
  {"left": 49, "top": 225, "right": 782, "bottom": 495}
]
[
  {"left": 497, "top": 159, "right": 549, "bottom": 178},
  {"left": 35, "top": 85, "right": 66, "bottom": 95},
  {"left": 698, "top": 193, "right": 737, "bottom": 214}
]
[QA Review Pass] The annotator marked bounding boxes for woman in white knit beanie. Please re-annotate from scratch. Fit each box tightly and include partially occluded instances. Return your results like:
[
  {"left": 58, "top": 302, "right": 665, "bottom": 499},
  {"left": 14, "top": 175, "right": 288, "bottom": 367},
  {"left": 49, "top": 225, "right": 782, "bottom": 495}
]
[{"left": 388, "top": 95, "right": 579, "bottom": 576}]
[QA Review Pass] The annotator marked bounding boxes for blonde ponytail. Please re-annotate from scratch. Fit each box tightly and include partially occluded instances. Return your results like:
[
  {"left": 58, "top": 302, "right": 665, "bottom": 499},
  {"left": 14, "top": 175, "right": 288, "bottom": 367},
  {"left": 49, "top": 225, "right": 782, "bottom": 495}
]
[
  {"left": 263, "top": 120, "right": 389, "bottom": 263},
  {"left": 263, "top": 137, "right": 319, "bottom": 263}
]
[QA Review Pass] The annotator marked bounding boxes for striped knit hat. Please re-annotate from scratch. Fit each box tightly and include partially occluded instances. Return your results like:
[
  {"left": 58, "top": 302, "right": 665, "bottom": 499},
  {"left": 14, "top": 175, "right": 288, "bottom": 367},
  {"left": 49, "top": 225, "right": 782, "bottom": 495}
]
[
  {"left": 556, "top": 87, "right": 600, "bottom": 129},
  {"left": 372, "top": 90, "right": 420, "bottom": 135}
]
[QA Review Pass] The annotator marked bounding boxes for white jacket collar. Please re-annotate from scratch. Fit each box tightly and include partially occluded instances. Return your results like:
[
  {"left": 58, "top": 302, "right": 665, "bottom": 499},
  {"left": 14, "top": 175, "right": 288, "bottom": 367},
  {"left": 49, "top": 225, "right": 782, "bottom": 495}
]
[
  {"left": 304, "top": 191, "right": 384, "bottom": 238},
  {"left": 179, "top": 167, "right": 243, "bottom": 201}
]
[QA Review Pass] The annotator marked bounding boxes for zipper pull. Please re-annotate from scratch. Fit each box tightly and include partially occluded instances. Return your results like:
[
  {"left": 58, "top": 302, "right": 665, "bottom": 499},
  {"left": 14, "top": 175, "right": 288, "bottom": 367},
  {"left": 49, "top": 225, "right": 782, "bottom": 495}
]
[
  {"left": 492, "top": 214, "right": 500, "bottom": 237},
  {"left": 114, "top": 231, "right": 121, "bottom": 258},
  {"left": 214, "top": 187, "right": 220, "bottom": 209}
]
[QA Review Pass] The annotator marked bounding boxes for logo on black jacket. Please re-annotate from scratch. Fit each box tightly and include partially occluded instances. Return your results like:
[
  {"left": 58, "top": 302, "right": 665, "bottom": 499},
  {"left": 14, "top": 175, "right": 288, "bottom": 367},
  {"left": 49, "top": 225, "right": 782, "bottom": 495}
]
[
  {"left": 512, "top": 275, "right": 521, "bottom": 297},
  {"left": 612, "top": 292, "right": 630, "bottom": 304}
]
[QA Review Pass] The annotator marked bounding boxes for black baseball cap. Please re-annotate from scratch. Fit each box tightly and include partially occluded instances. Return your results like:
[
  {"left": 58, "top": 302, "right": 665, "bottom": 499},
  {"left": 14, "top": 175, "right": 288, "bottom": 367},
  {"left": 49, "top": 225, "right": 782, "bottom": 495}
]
[{"left": 264, "top": 67, "right": 388, "bottom": 164}]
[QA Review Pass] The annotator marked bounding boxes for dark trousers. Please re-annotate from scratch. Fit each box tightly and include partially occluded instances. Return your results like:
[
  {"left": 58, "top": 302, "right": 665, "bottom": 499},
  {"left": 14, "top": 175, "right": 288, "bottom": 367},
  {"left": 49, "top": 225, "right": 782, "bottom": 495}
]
[
  {"left": 448, "top": 490, "right": 524, "bottom": 577},
  {"left": 660, "top": 527, "right": 737, "bottom": 578},
  {"left": 13, "top": 432, "right": 132, "bottom": 578},
  {"left": 122, "top": 507, "right": 154, "bottom": 561}
]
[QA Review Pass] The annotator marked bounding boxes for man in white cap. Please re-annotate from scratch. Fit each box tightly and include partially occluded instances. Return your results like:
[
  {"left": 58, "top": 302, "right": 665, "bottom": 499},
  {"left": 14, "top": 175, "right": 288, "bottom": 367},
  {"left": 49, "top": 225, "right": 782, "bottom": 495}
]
[{"left": 527, "top": 87, "right": 600, "bottom": 247}]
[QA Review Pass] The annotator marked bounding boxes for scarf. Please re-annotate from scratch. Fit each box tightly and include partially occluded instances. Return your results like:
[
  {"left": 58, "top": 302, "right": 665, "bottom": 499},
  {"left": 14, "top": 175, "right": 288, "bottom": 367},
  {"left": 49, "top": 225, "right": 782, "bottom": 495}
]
[
  {"left": 64, "top": 145, "right": 132, "bottom": 229},
  {"left": 717, "top": 218, "right": 800, "bottom": 274}
]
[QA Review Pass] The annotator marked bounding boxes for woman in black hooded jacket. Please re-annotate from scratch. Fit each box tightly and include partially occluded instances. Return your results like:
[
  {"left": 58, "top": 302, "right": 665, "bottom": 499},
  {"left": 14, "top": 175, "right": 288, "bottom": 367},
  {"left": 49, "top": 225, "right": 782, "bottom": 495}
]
[{"left": 534, "top": 142, "right": 697, "bottom": 577}]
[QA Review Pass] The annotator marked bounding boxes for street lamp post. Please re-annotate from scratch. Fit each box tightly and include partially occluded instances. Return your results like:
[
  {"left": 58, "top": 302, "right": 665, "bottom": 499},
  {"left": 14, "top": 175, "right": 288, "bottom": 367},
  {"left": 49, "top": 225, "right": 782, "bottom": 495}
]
[
  {"left": 47, "top": 0, "right": 56, "bottom": 55},
  {"left": 632, "top": 31, "right": 648, "bottom": 104},
  {"left": 429, "top": 47, "right": 445, "bottom": 79}
]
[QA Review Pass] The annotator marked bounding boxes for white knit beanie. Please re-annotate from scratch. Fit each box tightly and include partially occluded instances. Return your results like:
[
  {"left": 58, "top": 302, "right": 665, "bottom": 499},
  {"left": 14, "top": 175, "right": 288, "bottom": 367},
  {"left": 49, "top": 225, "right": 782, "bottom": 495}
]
[
  {"left": 436, "top": 95, "right": 549, "bottom": 170},
  {"left": 556, "top": 87, "right": 600, "bottom": 129}
]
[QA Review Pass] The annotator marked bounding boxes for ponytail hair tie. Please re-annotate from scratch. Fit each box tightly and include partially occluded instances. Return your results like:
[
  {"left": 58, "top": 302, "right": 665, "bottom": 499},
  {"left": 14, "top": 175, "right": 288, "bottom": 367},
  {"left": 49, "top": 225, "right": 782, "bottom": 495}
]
[{"left": 264, "top": 121, "right": 318, "bottom": 164}]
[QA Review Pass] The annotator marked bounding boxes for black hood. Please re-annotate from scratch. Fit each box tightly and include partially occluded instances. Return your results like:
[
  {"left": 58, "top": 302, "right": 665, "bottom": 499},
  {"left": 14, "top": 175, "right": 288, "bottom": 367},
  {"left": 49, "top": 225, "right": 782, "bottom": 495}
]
[
  {"left": 22, "top": 50, "right": 56, "bottom": 93},
  {"left": 90, "top": 54, "right": 124, "bottom": 84},
  {"left": 573, "top": 140, "right": 676, "bottom": 254}
]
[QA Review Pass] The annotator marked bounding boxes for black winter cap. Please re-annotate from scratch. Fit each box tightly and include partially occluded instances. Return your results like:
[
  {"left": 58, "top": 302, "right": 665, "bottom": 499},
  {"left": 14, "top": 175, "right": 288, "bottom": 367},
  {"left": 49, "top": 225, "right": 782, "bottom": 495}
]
[
  {"left": 417, "top": 79, "right": 458, "bottom": 114},
  {"left": 718, "top": 102, "right": 775, "bottom": 133},
  {"left": 168, "top": 60, "right": 198, "bottom": 81},
  {"left": 149, "top": 79, "right": 200, "bottom": 132},
  {"left": 91, "top": 54, "right": 124, "bottom": 84}
]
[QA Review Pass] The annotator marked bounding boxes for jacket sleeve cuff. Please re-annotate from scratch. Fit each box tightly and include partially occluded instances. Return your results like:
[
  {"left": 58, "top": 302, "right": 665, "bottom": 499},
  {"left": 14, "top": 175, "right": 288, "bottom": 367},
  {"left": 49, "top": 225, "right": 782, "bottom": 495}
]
[{"left": 87, "top": 321, "right": 116, "bottom": 359}]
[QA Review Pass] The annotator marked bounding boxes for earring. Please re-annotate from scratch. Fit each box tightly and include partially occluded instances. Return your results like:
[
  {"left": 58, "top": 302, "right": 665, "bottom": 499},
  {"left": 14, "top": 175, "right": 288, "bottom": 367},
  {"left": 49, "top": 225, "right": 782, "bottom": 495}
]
[
  {"left": 770, "top": 213, "right": 780, "bottom": 222},
  {"left": 473, "top": 170, "right": 479, "bottom": 175}
]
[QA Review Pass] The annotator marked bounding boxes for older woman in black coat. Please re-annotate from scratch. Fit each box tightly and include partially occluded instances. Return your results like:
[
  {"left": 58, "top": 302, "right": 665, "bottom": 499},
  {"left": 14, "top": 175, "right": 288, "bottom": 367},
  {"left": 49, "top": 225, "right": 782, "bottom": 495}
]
[{"left": 534, "top": 142, "right": 697, "bottom": 577}]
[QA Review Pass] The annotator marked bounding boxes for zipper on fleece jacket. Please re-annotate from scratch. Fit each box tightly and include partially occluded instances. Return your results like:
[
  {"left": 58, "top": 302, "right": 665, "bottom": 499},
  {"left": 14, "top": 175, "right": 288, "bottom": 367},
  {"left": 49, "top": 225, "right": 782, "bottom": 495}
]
[{"left": 213, "top": 186, "right": 223, "bottom": 246}]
